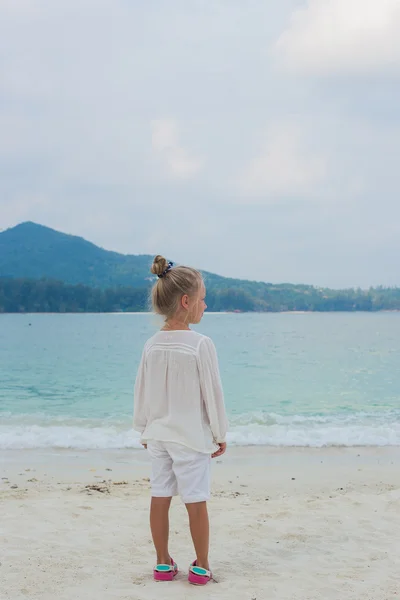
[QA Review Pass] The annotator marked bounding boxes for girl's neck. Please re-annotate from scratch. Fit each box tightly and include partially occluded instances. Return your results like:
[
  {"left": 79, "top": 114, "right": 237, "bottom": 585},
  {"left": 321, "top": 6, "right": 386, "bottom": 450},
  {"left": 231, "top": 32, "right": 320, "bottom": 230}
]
[{"left": 162, "top": 318, "right": 190, "bottom": 331}]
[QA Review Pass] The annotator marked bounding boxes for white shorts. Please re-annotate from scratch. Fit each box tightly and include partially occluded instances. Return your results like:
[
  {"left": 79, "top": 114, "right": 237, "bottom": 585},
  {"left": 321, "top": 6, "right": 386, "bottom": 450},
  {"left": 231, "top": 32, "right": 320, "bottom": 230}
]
[{"left": 147, "top": 441, "right": 211, "bottom": 504}]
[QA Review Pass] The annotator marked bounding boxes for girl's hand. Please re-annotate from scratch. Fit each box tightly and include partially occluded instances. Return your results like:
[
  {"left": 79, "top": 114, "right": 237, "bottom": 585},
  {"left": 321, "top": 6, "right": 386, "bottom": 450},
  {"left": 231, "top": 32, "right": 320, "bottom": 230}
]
[{"left": 212, "top": 442, "right": 227, "bottom": 458}]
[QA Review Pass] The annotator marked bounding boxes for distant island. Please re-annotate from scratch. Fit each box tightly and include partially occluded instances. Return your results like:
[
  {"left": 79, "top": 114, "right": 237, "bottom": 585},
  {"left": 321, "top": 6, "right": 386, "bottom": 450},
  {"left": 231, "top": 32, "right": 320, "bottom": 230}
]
[{"left": 1, "top": 222, "right": 399, "bottom": 313}]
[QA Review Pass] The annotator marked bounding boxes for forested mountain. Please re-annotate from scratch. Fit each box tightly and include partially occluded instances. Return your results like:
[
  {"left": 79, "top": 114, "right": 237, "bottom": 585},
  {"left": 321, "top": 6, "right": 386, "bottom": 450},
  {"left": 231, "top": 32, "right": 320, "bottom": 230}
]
[{"left": 1, "top": 223, "right": 399, "bottom": 313}]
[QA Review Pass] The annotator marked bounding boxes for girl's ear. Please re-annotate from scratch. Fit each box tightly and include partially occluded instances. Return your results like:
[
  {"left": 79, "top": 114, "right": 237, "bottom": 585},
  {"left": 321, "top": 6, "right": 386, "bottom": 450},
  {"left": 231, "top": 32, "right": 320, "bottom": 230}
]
[{"left": 181, "top": 294, "right": 189, "bottom": 310}]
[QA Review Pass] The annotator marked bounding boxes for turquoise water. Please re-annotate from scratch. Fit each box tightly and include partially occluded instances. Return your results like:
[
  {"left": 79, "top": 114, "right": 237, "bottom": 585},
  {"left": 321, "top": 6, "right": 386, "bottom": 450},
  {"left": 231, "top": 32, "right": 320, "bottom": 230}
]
[{"left": 1, "top": 313, "right": 400, "bottom": 448}]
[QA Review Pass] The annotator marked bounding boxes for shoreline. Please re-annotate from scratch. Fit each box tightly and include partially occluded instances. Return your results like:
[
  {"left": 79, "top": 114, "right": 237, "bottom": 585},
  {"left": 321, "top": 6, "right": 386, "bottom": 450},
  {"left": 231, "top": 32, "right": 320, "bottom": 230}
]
[
  {"left": 3, "top": 446, "right": 400, "bottom": 496},
  {"left": 2, "top": 443, "right": 400, "bottom": 458}
]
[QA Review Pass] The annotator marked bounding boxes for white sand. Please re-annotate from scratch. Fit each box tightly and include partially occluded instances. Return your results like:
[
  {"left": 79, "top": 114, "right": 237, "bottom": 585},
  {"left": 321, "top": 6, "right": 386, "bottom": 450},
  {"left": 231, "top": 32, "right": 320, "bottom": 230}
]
[{"left": 1, "top": 447, "right": 400, "bottom": 600}]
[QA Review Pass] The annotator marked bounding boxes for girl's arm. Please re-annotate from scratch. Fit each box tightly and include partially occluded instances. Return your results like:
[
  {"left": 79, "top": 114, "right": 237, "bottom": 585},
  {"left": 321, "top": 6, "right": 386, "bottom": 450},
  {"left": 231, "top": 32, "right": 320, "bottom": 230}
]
[
  {"left": 133, "top": 350, "right": 147, "bottom": 433},
  {"left": 198, "top": 337, "right": 228, "bottom": 444}
]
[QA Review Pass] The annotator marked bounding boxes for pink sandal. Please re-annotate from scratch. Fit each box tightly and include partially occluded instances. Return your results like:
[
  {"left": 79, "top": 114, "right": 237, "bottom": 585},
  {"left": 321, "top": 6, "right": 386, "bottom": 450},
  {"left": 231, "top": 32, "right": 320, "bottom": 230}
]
[
  {"left": 153, "top": 558, "right": 178, "bottom": 582},
  {"left": 188, "top": 561, "right": 212, "bottom": 586}
]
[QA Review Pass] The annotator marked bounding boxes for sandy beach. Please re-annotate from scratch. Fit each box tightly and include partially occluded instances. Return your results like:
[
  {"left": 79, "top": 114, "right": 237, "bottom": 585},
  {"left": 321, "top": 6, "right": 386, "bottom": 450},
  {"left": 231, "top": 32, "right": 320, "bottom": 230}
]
[{"left": 1, "top": 447, "right": 400, "bottom": 600}]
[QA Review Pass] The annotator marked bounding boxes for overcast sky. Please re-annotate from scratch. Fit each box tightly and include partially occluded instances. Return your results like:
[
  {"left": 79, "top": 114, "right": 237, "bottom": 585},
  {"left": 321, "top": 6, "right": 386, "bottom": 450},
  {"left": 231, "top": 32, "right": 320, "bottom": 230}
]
[{"left": 1, "top": 0, "right": 400, "bottom": 288}]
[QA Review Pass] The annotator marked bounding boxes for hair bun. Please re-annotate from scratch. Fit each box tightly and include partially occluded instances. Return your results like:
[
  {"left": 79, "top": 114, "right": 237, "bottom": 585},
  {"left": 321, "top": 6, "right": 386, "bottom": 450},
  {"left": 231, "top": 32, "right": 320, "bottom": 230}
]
[{"left": 151, "top": 255, "right": 169, "bottom": 277}]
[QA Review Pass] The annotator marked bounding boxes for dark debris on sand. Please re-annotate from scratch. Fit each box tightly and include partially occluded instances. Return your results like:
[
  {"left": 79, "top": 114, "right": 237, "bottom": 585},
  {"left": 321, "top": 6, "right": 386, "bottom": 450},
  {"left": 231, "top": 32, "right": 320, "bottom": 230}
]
[{"left": 84, "top": 480, "right": 129, "bottom": 494}]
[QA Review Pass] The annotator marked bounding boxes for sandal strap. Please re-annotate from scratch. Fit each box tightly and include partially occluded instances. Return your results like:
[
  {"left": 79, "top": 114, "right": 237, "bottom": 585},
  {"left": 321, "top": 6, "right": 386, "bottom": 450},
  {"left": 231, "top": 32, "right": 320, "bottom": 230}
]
[
  {"left": 154, "top": 564, "right": 175, "bottom": 572},
  {"left": 190, "top": 565, "right": 211, "bottom": 578}
]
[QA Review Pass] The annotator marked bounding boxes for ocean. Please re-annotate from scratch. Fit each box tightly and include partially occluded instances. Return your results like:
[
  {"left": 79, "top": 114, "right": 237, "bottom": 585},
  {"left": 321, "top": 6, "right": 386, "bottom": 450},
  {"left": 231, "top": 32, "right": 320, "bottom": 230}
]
[{"left": 1, "top": 312, "right": 400, "bottom": 449}]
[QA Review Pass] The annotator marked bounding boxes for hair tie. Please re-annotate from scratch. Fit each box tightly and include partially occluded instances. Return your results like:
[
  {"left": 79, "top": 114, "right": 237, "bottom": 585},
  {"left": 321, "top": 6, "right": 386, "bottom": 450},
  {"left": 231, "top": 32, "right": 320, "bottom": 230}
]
[{"left": 158, "top": 261, "right": 174, "bottom": 278}]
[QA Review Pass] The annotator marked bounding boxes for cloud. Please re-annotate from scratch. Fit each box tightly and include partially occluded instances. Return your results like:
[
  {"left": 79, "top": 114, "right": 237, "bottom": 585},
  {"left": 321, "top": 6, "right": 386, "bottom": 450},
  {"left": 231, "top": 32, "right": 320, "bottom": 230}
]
[
  {"left": 151, "top": 119, "right": 203, "bottom": 180},
  {"left": 275, "top": 0, "right": 400, "bottom": 74},
  {"left": 1, "top": 1, "right": 400, "bottom": 287},
  {"left": 238, "top": 123, "right": 326, "bottom": 199}
]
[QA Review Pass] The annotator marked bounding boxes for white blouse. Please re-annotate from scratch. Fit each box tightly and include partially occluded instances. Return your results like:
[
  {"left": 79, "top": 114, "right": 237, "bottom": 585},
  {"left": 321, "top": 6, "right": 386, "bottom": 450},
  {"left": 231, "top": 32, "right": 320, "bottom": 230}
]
[{"left": 133, "top": 330, "right": 228, "bottom": 453}]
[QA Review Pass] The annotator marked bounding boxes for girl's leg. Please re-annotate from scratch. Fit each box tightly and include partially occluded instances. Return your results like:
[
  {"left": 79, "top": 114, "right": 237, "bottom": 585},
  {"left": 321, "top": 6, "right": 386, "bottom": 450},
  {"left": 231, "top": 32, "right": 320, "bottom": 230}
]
[
  {"left": 185, "top": 501, "right": 210, "bottom": 571},
  {"left": 150, "top": 496, "right": 172, "bottom": 565}
]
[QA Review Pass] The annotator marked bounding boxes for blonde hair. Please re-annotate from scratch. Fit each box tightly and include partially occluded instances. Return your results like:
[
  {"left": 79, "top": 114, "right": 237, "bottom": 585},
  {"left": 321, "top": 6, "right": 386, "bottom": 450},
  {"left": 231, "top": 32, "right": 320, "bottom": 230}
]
[{"left": 150, "top": 255, "right": 203, "bottom": 320}]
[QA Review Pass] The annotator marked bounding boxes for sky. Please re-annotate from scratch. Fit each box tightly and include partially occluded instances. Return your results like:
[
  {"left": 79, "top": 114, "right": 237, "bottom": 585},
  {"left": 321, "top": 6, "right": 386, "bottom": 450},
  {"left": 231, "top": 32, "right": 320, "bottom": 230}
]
[{"left": 1, "top": 0, "right": 400, "bottom": 289}]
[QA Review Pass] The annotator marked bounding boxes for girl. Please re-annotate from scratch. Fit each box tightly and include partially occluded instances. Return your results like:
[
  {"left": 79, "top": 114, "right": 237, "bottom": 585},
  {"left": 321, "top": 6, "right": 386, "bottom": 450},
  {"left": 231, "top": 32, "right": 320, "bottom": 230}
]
[{"left": 133, "top": 255, "right": 228, "bottom": 586}]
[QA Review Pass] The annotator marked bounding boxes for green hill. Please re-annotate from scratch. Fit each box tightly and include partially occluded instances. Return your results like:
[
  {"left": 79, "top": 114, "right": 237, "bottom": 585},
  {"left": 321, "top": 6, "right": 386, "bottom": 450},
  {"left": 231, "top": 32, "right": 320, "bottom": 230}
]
[
  {"left": 0, "top": 222, "right": 153, "bottom": 288},
  {"left": 1, "top": 222, "right": 399, "bottom": 313},
  {"left": 0, "top": 222, "right": 310, "bottom": 299}
]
